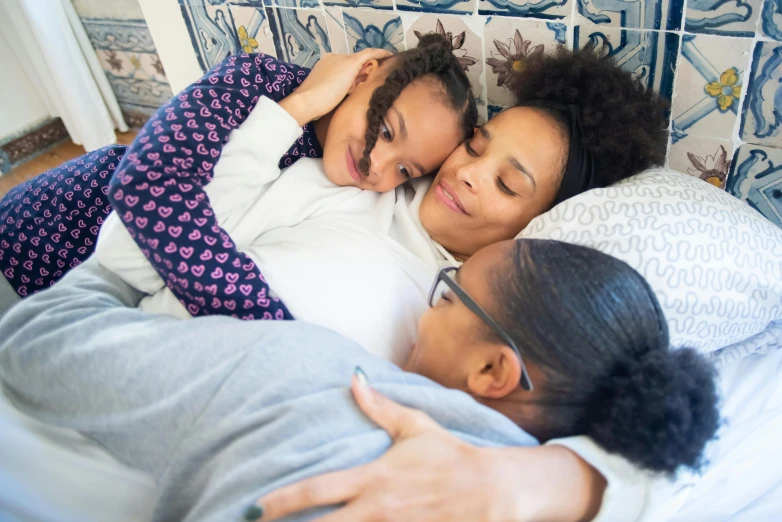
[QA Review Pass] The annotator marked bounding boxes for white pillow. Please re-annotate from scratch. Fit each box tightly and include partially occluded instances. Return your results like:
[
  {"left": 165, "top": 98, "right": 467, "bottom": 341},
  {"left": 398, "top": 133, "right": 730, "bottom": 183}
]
[{"left": 518, "top": 168, "right": 782, "bottom": 355}]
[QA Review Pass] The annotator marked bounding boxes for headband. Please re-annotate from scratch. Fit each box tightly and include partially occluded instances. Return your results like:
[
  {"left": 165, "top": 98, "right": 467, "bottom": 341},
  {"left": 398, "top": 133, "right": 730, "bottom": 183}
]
[{"left": 524, "top": 101, "right": 597, "bottom": 207}]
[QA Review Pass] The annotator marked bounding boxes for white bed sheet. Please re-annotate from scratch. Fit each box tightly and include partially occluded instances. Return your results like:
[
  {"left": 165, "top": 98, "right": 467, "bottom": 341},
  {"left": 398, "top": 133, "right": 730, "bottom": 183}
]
[{"left": 659, "top": 346, "right": 782, "bottom": 521}]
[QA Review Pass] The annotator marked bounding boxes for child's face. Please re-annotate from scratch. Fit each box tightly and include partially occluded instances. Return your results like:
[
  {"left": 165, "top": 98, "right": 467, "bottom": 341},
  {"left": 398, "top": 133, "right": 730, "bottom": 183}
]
[{"left": 320, "top": 62, "right": 464, "bottom": 193}]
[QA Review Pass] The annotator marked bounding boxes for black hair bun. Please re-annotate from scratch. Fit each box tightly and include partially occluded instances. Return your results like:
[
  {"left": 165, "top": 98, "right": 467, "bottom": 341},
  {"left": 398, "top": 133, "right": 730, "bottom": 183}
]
[{"left": 586, "top": 348, "right": 720, "bottom": 476}]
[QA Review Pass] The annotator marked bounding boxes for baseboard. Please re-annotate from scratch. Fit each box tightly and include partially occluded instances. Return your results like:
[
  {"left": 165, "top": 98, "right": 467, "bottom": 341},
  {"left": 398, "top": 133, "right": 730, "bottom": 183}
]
[{"left": 0, "top": 118, "right": 69, "bottom": 175}]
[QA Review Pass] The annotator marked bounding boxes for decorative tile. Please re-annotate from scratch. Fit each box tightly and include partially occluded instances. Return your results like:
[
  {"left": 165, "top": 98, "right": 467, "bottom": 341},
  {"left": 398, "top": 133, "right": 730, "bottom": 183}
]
[
  {"left": 761, "top": 0, "right": 782, "bottom": 40},
  {"left": 81, "top": 18, "right": 174, "bottom": 115},
  {"left": 684, "top": 0, "right": 763, "bottom": 37},
  {"left": 488, "top": 104, "right": 507, "bottom": 119},
  {"left": 322, "top": 0, "right": 394, "bottom": 10},
  {"left": 268, "top": 8, "right": 331, "bottom": 68},
  {"left": 181, "top": 2, "right": 241, "bottom": 71},
  {"left": 484, "top": 18, "right": 567, "bottom": 107},
  {"left": 267, "top": 0, "right": 322, "bottom": 8},
  {"left": 671, "top": 34, "right": 752, "bottom": 142},
  {"left": 726, "top": 144, "right": 782, "bottom": 226},
  {"left": 740, "top": 42, "right": 782, "bottom": 148},
  {"left": 669, "top": 134, "right": 734, "bottom": 188},
  {"left": 576, "top": 0, "right": 684, "bottom": 30},
  {"left": 228, "top": 6, "right": 277, "bottom": 57},
  {"left": 573, "top": 23, "right": 680, "bottom": 103},
  {"left": 406, "top": 15, "right": 485, "bottom": 102},
  {"left": 324, "top": 7, "right": 350, "bottom": 54},
  {"left": 397, "top": 0, "right": 477, "bottom": 14},
  {"left": 343, "top": 9, "right": 405, "bottom": 53},
  {"left": 81, "top": 18, "right": 158, "bottom": 54},
  {"left": 479, "top": 0, "right": 571, "bottom": 20}
]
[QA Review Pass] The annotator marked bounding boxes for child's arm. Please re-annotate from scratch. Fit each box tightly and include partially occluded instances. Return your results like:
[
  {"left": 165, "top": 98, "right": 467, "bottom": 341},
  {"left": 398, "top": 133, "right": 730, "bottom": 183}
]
[{"left": 108, "top": 53, "right": 310, "bottom": 319}]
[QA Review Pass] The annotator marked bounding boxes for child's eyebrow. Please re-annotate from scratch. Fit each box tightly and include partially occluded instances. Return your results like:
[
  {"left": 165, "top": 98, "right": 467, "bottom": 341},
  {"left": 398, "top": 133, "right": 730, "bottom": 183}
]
[{"left": 392, "top": 107, "right": 407, "bottom": 139}]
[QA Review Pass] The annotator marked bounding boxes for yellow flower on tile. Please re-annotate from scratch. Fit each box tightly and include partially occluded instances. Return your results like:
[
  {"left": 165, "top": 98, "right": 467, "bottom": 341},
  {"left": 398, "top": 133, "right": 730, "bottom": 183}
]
[
  {"left": 705, "top": 67, "right": 742, "bottom": 111},
  {"left": 129, "top": 55, "right": 142, "bottom": 71},
  {"left": 238, "top": 26, "right": 258, "bottom": 54}
]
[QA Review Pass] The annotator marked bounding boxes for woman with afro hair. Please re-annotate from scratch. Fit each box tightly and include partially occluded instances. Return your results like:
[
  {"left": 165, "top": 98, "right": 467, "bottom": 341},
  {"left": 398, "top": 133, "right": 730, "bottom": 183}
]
[{"left": 419, "top": 46, "right": 669, "bottom": 260}]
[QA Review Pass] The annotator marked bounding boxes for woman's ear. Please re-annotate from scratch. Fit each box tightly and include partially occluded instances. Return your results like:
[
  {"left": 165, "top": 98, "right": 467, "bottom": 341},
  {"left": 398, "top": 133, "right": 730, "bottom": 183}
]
[
  {"left": 466, "top": 345, "right": 523, "bottom": 399},
  {"left": 348, "top": 59, "right": 382, "bottom": 94}
]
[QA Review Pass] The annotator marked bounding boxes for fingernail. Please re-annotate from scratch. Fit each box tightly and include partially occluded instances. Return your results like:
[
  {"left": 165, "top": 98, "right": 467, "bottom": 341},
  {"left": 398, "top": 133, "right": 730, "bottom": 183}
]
[
  {"left": 355, "top": 366, "right": 369, "bottom": 387},
  {"left": 244, "top": 505, "right": 264, "bottom": 521}
]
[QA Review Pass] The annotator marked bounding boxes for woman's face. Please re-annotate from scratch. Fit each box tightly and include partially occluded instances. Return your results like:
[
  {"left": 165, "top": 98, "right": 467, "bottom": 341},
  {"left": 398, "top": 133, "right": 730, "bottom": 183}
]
[
  {"left": 419, "top": 106, "right": 567, "bottom": 257},
  {"left": 320, "top": 62, "right": 463, "bottom": 193}
]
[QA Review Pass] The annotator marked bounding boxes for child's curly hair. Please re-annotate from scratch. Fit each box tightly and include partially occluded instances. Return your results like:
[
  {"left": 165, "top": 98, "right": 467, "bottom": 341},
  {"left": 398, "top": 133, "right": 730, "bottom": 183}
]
[
  {"left": 358, "top": 34, "right": 477, "bottom": 175},
  {"left": 509, "top": 46, "right": 669, "bottom": 186}
]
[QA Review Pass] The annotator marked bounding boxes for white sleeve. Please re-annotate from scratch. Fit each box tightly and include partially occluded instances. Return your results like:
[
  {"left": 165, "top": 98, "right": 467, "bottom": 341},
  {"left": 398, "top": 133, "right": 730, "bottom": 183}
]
[
  {"left": 546, "top": 437, "right": 687, "bottom": 522},
  {"left": 206, "top": 96, "right": 304, "bottom": 213},
  {"left": 94, "top": 96, "right": 303, "bottom": 295}
]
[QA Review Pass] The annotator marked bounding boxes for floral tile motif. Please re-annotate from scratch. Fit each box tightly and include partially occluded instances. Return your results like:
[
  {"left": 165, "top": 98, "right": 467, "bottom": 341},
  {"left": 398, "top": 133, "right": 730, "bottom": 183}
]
[
  {"left": 574, "top": 23, "right": 679, "bottom": 103},
  {"left": 740, "top": 42, "right": 782, "bottom": 148},
  {"left": 407, "top": 15, "right": 487, "bottom": 121},
  {"left": 761, "top": 0, "right": 782, "bottom": 40},
  {"left": 397, "top": 0, "right": 477, "bottom": 14},
  {"left": 342, "top": 9, "right": 405, "bottom": 53},
  {"left": 671, "top": 34, "right": 752, "bottom": 142},
  {"left": 726, "top": 144, "right": 782, "bottom": 226},
  {"left": 269, "top": 8, "right": 331, "bottom": 67},
  {"left": 478, "top": 0, "right": 571, "bottom": 20},
  {"left": 324, "top": 7, "right": 350, "bottom": 54},
  {"left": 684, "top": 0, "right": 763, "bottom": 37},
  {"left": 81, "top": 18, "right": 173, "bottom": 114},
  {"left": 323, "top": 0, "right": 394, "bottom": 10},
  {"left": 576, "top": 0, "right": 684, "bottom": 30},
  {"left": 228, "top": 6, "right": 277, "bottom": 57},
  {"left": 484, "top": 18, "right": 566, "bottom": 107},
  {"left": 669, "top": 134, "right": 734, "bottom": 188}
]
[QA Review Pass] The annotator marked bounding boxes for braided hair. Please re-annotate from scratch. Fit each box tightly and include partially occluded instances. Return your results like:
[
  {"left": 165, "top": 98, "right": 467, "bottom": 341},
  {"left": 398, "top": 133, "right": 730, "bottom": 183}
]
[{"left": 358, "top": 33, "right": 477, "bottom": 175}]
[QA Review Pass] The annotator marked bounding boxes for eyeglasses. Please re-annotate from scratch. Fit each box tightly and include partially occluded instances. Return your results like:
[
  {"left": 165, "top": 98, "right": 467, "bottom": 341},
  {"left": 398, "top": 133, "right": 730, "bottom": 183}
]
[{"left": 428, "top": 267, "right": 534, "bottom": 391}]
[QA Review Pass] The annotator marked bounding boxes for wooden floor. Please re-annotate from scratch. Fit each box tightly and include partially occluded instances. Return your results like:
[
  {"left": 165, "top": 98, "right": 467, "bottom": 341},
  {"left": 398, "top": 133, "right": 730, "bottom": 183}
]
[{"left": 0, "top": 131, "right": 137, "bottom": 198}]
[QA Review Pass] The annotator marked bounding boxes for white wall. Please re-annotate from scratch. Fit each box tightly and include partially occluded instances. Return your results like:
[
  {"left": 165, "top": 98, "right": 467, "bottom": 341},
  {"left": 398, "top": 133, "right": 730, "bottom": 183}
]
[{"left": 0, "top": 29, "right": 50, "bottom": 141}]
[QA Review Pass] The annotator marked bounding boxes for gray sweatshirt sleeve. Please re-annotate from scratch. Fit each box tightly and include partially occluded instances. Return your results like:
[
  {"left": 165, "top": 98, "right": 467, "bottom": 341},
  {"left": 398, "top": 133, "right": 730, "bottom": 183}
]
[{"left": 0, "top": 258, "right": 290, "bottom": 478}]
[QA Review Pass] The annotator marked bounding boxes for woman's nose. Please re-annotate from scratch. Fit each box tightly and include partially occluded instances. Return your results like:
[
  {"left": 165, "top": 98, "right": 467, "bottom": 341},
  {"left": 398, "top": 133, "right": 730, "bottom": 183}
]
[{"left": 454, "top": 157, "right": 480, "bottom": 192}]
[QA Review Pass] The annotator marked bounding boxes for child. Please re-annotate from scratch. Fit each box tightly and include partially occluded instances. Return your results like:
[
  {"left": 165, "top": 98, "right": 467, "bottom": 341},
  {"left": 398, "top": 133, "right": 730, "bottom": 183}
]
[{"left": 0, "top": 34, "right": 475, "bottom": 302}]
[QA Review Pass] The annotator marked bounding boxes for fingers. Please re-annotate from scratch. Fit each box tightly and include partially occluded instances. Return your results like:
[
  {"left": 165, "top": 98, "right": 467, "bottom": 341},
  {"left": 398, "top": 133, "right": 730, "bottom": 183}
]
[
  {"left": 354, "top": 47, "right": 395, "bottom": 62},
  {"left": 351, "top": 373, "right": 437, "bottom": 440},
  {"left": 252, "top": 467, "right": 368, "bottom": 521}
]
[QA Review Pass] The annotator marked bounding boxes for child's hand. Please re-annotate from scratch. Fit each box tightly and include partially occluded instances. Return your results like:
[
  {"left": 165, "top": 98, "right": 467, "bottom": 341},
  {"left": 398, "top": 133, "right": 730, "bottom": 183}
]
[{"left": 280, "top": 49, "right": 394, "bottom": 127}]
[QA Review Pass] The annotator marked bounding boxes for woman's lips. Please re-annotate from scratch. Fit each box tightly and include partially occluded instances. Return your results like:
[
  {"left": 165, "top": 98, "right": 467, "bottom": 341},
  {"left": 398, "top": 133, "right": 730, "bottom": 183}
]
[
  {"left": 434, "top": 180, "right": 467, "bottom": 214},
  {"left": 346, "top": 148, "right": 363, "bottom": 183}
]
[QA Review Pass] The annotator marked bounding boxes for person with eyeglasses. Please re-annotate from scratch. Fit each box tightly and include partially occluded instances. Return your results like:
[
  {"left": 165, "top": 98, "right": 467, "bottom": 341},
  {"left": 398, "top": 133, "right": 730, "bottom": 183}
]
[{"left": 0, "top": 238, "right": 718, "bottom": 522}]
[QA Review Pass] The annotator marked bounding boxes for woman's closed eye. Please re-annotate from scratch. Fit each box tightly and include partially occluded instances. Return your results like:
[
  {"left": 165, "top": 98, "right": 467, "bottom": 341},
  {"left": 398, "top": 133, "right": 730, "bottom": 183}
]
[
  {"left": 497, "top": 178, "right": 518, "bottom": 197},
  {"left": 464, "top": 140, "right": 479, "bottom": 157}
]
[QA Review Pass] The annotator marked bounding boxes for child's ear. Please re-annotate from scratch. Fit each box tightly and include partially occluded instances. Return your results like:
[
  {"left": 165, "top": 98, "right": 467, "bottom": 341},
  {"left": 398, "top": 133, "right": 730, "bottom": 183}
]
[
  {"left": 466, "top": 345, "right": 522, "bottom": 400},
  {"left": 348, "top": 59, "right": 382, "bottom": 94}
]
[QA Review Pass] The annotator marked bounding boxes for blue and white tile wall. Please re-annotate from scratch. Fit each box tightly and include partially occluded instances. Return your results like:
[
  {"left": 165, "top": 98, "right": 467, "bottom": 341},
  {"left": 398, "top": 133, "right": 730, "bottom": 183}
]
[
  {"left": 171, "top": 0, "right": 781, "bottom": 227},
  {"left": 72, "top": 0, "right": 174, "bottom": 126}
]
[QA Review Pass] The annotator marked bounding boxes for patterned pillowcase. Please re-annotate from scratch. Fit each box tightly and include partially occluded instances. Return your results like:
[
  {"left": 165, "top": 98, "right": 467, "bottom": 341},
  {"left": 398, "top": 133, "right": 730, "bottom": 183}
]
[{"left": 517, "top": 168, "right": 782, "bottom": 355}]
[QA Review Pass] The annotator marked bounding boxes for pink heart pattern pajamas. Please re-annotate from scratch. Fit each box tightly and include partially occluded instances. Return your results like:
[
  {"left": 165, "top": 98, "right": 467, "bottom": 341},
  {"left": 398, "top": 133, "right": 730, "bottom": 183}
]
[{"left": 1, "top": 53, "right": 322, "bottom": 320}]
